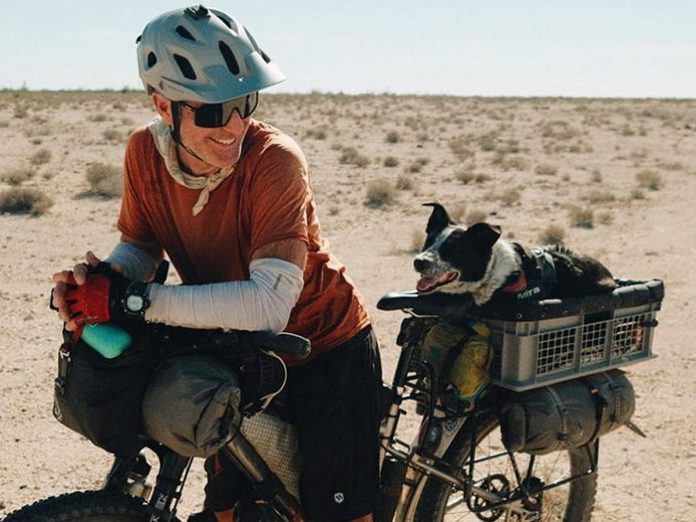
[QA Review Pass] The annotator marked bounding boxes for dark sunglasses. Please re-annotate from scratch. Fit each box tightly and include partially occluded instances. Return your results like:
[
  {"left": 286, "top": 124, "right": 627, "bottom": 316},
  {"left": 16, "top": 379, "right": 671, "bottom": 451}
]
[{"left": 178, "top": 91, "right": 259, "bottom": 128}]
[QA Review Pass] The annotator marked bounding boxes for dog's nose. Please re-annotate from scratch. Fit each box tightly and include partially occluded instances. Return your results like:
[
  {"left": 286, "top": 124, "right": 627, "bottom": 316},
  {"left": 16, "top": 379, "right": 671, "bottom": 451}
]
[{"left": 414, "top": 257, "right": 430, "bottom": 273}]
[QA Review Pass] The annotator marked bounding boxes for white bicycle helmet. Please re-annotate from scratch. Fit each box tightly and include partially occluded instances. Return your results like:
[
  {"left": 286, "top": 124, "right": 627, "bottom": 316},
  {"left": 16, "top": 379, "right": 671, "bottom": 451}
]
[{"left": 136, "top": 5, "right": 285, "bottom": 103}]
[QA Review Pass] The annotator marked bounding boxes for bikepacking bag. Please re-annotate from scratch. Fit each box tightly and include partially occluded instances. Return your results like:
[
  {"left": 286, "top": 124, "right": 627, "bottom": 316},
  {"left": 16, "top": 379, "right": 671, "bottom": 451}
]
[
  {"left": 141, "top": 354, "right": 243, "bottom": 458},
  {"left": 52, "top": 326, "right": 159, "bottom": 457},
  {"left": 498, "top": 369, "right": 635, "bottom": 455}
]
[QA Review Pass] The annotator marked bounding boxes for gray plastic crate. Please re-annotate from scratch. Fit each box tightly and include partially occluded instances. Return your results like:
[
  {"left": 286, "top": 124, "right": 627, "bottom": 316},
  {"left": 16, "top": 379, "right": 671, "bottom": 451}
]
[{"left": 486, "top": 296, "right": 660, "bottom": 391}]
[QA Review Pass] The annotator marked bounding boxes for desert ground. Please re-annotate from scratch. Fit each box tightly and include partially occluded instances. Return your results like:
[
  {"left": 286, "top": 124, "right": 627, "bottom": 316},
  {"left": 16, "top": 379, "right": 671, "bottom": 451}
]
[{"left": 0, "top": 91, "right": 694, "bottom": 520}]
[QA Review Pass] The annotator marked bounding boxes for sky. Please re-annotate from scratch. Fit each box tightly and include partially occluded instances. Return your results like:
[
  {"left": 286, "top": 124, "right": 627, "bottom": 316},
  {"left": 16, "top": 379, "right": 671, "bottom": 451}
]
[{"left": 4, "top": 0, "right": 696, "bottom": 98}]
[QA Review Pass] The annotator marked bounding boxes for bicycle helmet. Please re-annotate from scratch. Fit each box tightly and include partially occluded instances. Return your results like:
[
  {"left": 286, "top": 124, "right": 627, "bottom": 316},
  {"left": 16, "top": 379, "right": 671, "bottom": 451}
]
[{"left": 136, "top": 5, "right": 285, "bottom": 103}]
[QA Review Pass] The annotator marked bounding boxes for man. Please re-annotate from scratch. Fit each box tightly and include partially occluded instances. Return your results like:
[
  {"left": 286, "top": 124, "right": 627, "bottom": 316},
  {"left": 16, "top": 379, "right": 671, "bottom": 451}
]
[{"left": 51, "top": 6, "right": 382, "bottom": 522}]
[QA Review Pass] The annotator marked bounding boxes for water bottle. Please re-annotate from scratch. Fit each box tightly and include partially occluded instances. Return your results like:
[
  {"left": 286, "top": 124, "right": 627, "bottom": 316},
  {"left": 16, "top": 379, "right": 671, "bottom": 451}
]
[{"left": 81, "top": 323, "right": 132, "bottom": 359}]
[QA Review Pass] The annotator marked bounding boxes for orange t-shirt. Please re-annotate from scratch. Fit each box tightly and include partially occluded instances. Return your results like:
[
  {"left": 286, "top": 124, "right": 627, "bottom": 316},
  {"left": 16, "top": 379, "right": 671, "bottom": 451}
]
[{"left": 117, "top": 120, "right": 370, "bottom": 365}]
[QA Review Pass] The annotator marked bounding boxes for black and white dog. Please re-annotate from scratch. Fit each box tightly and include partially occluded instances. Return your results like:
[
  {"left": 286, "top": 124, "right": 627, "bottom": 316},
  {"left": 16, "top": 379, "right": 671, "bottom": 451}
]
[{"left": 414, "top": 203, "right": 616, "bottom": 306}]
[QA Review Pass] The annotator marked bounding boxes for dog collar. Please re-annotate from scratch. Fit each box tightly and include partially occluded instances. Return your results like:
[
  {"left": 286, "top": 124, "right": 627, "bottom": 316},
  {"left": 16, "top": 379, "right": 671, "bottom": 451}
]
[{"left": 501, "top": 271, "right": 528, "bottom": 294}]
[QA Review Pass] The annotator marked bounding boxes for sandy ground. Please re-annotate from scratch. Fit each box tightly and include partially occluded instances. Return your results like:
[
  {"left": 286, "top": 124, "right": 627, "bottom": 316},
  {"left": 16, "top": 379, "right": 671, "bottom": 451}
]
[{"left": 0, "top": 92, "right": 694, "bottom": 520}]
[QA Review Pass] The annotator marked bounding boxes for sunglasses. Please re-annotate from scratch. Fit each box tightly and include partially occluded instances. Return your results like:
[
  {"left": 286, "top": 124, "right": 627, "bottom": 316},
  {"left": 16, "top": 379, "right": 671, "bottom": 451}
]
[{"left": 178, "top": 91, "right": 259, "bottom": 128}]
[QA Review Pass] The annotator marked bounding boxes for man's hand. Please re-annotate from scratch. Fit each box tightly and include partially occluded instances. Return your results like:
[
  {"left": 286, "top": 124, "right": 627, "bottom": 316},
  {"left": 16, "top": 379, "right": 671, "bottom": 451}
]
[{"left": 51, "top": 251, "right": 127, "bottom": 331}]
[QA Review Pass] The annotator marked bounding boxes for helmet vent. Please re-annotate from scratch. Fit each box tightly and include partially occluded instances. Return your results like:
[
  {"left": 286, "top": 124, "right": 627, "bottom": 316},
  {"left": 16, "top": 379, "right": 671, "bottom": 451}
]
[
  {"left": 175, "top": 25, "right": 196, "bottom": 41},
  {"left": 261, "top": 50, "right": 271, "bottom": 64},
  {"left": 218, "top": 41, "right": 240, "bottom": 75},
  {"left": 147, "top": 52, "right": 157, "bottom": 68},
  {"left": 174, "top": 54, "right": 197, "bottom": 80},
  {"left": 216, "top": 14, "right": 233, "bottom": 30}
]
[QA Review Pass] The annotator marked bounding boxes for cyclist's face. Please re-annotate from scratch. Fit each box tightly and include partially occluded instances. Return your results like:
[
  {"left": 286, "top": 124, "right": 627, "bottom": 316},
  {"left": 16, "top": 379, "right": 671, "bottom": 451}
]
[
  {"left": 153, "top": 93, "right": 251, "bottom": 175},
  {"left": 176, "top": 100, "right": 251, "bottom": 174}
]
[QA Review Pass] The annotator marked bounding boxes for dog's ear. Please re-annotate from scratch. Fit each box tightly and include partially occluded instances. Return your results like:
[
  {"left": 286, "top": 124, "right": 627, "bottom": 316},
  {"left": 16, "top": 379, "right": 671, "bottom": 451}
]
[
  {"left": 423, "top": 202, "right": 455, "bottom": 236},
  {"left": 466, "top": 222, "right": 501, "bottom": 250}
]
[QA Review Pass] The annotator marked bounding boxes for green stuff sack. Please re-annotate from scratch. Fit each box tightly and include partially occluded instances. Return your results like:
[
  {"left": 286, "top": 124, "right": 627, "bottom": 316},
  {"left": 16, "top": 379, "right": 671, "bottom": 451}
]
[{"left": 421, "top": 320, "right": 492, "bottom": 403}]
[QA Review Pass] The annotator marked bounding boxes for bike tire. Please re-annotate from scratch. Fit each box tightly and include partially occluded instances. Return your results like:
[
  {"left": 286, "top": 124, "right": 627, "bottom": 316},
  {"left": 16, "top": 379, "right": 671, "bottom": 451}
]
[
  {"left": 3, "top": 490, "right": 150, "bottom": 522},
  {"left": 411, "top": 413, "right": 597, "bottom": 522}
]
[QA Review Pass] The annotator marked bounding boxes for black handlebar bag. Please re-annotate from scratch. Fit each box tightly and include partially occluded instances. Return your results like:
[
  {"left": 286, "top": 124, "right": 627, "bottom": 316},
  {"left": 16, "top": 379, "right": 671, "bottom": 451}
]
[{"left": 52, "top": 326, "right": 158, "bottom": 457}]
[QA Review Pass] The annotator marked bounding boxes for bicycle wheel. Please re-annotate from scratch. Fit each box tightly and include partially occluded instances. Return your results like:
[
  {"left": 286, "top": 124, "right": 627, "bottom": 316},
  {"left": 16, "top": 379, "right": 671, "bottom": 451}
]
[
  {"left": 411, "top": 413, "right": 597, "bottom": 522},
  {"left": 3, "top": 490, "right": 150, "bottom": 522}
]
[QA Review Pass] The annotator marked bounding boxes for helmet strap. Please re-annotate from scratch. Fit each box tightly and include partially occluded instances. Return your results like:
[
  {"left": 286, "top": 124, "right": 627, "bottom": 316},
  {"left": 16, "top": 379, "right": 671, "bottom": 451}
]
[{"left": 170, "top": 102, "right": 214, "bottom": 171}]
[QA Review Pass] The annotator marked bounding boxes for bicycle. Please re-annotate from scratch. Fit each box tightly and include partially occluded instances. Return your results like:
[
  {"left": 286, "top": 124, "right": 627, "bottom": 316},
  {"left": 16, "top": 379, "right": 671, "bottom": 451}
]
[{"left": 3, "top": 278, "right": 662, "bottom": 522}]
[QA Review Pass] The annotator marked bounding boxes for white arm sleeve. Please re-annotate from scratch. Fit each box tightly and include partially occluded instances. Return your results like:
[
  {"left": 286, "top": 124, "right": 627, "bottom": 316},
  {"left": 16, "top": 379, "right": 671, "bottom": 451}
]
[
  {"left": 105, "top": 242, "right": 160, "bottom": 282},
  {"left": 144, "top": 258, "right": 305, "bottom": 332}
]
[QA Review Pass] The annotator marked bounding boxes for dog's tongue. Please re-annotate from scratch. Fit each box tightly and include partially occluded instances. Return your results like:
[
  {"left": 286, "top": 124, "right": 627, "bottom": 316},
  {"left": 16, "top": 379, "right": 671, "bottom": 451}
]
[{"left": 416, "top": 277, "right": 437, "bottom": 293}]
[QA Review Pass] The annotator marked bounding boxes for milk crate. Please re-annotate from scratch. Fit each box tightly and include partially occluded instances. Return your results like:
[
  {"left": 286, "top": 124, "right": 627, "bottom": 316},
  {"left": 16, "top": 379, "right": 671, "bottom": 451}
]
[{"left": 478, "top": 279, "right": 663, "bottom": 391}]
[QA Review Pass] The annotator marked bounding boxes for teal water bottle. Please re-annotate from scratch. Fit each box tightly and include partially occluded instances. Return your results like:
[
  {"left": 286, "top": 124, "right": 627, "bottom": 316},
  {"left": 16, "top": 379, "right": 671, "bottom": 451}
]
[{"left": 81, "top": 323, "right": 133, "bottom": 359}]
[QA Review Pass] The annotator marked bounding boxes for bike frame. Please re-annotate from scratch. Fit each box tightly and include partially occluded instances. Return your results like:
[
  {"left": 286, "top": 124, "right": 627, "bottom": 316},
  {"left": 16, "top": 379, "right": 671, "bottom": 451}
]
[{"left": 104, "top": 313, "right": 599, "bottom": 522}]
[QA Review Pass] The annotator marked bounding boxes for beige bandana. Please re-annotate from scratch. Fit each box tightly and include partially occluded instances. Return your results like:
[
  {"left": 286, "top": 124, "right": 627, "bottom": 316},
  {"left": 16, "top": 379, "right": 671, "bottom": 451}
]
[{"left": 147, "top": 117, "right": 237, "bottom": 216}]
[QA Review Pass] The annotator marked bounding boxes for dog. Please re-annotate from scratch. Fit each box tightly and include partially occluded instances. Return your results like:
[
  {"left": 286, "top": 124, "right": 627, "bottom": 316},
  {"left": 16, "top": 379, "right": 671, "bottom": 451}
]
[{"left": 414, "top": 203, "right": 616, "bottom": 306}]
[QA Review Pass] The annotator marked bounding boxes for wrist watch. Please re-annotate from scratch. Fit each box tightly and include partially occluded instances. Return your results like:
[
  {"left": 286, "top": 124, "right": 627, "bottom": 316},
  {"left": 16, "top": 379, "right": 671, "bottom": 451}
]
[{"left": 122, "top": 282, "right": 151, "bottom": 320}]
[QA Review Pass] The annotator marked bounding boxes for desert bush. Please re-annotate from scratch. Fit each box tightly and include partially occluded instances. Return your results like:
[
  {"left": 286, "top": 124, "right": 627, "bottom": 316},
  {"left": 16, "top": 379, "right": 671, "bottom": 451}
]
[
  {"left": 630, "top": 188, "right": 645, "bottom": 200},
  {"left": 539, "top": 224, "right": 565, "bottom": 245},
  {"left": 658, "top": 160, "right": 683, "bottom": 171},
  {"left": 502, "top": 155, "right": 530, "bottom": 171},
  {"left": 540, "top": 120, "right": 580, "bottom": 141},
  {"left": 597, "top": 211, "right": 614, "bottom": 225},
  {"left": 396, "top": 173, "right": 414, "bottom": 190},
  {"left": 636, "top": 169, "right": 663, "bottom": 190},
  {"left": 102, "top": 129, "right": 123, "bottom": 142},
  {"left": 477, "top": 130, "right": 499, "bottom": 151},
  {"left": 385, "top": 130, "right": 400, "bottom": 143},
  {"left": 364, "top": 179, "right": 395, "bottom": 207},
  {"left": 535, "top": 163, "right": 558, "bottom": 176},
  {"left": 86, "top": 163, "right": 123, "bottom": 197},
  {"left": 591, "top": 169, "right": 603, "bottom": 183},
  {"left": 455, "top": 168, "right": 475, "bottom": 184},
  {"left": 340, "top": 147, "right": 369, "bottom": 168},
  {"left": 2, "top": 167, "right": 36, "bottom": 186},
  {"left": 13, "top": 105, "right": 28, "bottom": 119},
  {"left": 568, "top": 205, "right": 594, "bottom": 228},
  {"left": 383, "top": 156, "right": 399, "bottom": 168},
  {"left": 0, "top": 187, "right": 53, "bottom": 216},
  {"left": 585, "top": 190, "right": 615, "bottom": 204},
  {"left": 305, "top": 128, "right": 327, "bottom": 140},
  {"left": 449, "top": 138, "right": 475, "bottom": 162},
  {"left": 475, "top": 173, "right": 491, "bottom": 183},
  {"left": 406, "top": 161, "right": 422, "bottom": 174},
  {"left": 89, "top": 113, "right": 108, "bottom": 122},
  {"left": 29, "top": 148, "right": 52, "bottom": 166}
]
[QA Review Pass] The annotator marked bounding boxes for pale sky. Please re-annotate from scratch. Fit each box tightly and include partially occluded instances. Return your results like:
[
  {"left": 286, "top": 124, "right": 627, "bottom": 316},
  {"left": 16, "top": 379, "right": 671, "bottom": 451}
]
[{"left": 4, "top": 0, "right": 695, "bottom": 98}]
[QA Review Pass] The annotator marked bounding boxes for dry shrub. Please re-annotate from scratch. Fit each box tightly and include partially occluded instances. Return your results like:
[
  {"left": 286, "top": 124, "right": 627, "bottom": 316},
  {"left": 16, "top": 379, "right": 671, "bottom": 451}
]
[
  {"left": 102, "top": 129, "right": 123, "bottom": 142},
  {"left": 636, "top": 169, "right": 663, "bottom": 190},
  {"left": 591, "top": 169, "right": 603, "bottom": 183},
  {"left": 89, "top": 113, "right": 108, "bottom": 122},
  {"left": 340, "top": 147, "right": 369, "bottom": 168},
  {"left": 585, "top": 190, "right": 615, "bottom": 204},
  {"left": 631, "top": 188, "right": 645, "bottom": 200},
  {"left": 396, "top": 173, "right": 414, "bottom": 191},
  {"left": 535, "top": 163, "right": 558, "bottom": 176},
  {"left": 449, "top": 138, "right": 475, "bottom": 162},
  {"left": 568, "top": 205, "right": 594, "bottom": 228},
  {"left": 29, "top": 148, "right": 52, "bottom": 166},
  {"left": 86, "top": 163, "right": 123, "bottom": 197},
  {"left": 305, "top": 128, "right": 327, "bottom": 140},
  {"left": 455, "top": 168, "right": 475, "bottom": 184},
  {"left": 385, "top": 130, "right": 400, "bottom": 144},
  {"left": 2, "top": 167, "right": 36, "bottom": 186},
  {"left": 597, "top": 211, "right": 614, "bottom": 225},
  {"left": 383, "top": 156, "right": 399, "bottom": 168},
  {"left": 539, "top": 224, "right": 565, "bottom": 245},
  {"left": 364, "top": 179, "right": 395, "bottom": 207},
  {"left": 540, "top": 120, "right": 580, "bottom": 141},
  {"left": 0, "top": 187, "right": 53, "bottom": 216}
]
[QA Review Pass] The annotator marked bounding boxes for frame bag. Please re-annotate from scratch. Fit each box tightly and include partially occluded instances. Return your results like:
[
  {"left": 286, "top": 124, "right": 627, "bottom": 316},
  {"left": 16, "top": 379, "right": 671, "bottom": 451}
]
[{"left": 499, "top": 369, "right": 635, "bottom": 455}]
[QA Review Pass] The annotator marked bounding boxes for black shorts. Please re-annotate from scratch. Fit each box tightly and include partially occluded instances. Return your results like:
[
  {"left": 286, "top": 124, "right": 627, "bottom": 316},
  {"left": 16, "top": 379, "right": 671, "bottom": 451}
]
[{"left": 204, "top": 326, "right": 383, "bottom": 521}]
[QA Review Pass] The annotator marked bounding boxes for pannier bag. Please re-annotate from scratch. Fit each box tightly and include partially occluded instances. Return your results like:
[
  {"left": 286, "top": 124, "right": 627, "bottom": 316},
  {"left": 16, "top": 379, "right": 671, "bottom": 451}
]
[
  {"left": 52, "top": 327, "right": 158, "bottom": 457},
  {"left": 499, "top": 369, "right": 635, "bottom": 455},
  {"left": 142, "top": 354, "right": 243, "bottom": 458}
]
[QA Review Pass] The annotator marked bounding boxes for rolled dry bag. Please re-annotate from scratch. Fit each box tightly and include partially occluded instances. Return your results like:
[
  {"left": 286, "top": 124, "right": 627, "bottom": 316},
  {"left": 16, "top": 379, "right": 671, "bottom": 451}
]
[
  {"left": 499, "top": 369, "right": 635, "bottom": 455},
  {"left": 142, "top": 355, "right": 243, "bottom": 458}
]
